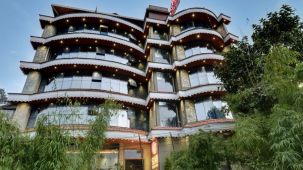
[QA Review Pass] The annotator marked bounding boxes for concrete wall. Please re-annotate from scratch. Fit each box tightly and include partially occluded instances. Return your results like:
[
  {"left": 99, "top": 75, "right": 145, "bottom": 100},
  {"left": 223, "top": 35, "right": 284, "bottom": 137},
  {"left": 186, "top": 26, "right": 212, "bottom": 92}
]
[
  {"left": 169, "top": 25, "right": 181, "bottom": 37},
  {"left": 149, "top": 102, "right": 157, "bottom": 129},
  {"left": 176, "top": 70, "right": 191, "bottom": 90},
  {"left": 216, "top": 24, "right": 228, "bottom": 37},
  {"left": 42, "top": 24, "right": 57, "bottom": 38},
  {"left": 148, "top": 26, "right": 154, "bottom": 39},
  {"left": 33, "top": 45, "right": 50, "bottom": 63},
  {"left": 12, "top": 103, "right": 31, "bottom": 131},
  {"left": 148, "top": 72, "right": 156, "bottom": 92},
  {"left": 22, "top": 71, "right": 41, "bottom": 94},
  {"left": 184, "top": 100, "right": 197, "bottom": 123}
]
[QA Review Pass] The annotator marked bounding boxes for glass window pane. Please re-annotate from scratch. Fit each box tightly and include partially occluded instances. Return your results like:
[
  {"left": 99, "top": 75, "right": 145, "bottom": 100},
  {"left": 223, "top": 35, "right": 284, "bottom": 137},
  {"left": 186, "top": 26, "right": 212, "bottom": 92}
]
[
  {"left": 195, "top": 101, "right": 207, "bottom": 121},
  {"left": 93, "top": 152, "right": 118, "bottom": 170},
  {"left": 101, "top": 78, "right": 111, "bottom": 91},
  {"left": 62, "top": 76, "right": 72, "bottom": 89},
  {"left": 91, "top": 81, "right": 101, "bottom": 89},
  {"left": 198, "top": 68, "right": 208, "bottom": 85},
  {"left": 120, "top": 81, "right": 128, "bottom": 94},
  {"left": 110, "top": 79, "right": 120, "bottom": 92},
  {"left": 81, "top": 76, "right": 92, "bottom": 89},
  {"left": 124, "top": 150, "right": 142, "bottom": 159},
  {"left": 71, "top": 76, "right": 82, "bottom": 89},
  {"left": 156, "top": 72, "right": 174, "bottom": 92},
  {"left": 189, "top": 71, "right": 200, "bottom": 87},
  {"left": 158, "top": 102, "right": 178, "bottom": 127}
]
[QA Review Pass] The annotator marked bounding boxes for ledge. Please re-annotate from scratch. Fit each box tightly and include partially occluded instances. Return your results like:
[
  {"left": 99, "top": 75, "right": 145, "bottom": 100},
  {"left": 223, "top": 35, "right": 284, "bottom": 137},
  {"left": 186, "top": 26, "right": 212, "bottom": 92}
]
[
  {"left": 20, "top": 58, "right": 146, "bottom": 78},
  {"left": 30, "top": 33, "right": 144, "bottom": 53},
  {"left": 20, "top": 53, "right": 224, "bottom": 75},
  {"left": 150, "top": 119, "right": 234, "bottom": 138},
  {"left": 8, "top": 84, "right": 225, "bottom": 105},
  {"left": 144, "top": 28, "right": 224, "bottom": 50},
  {"left": 24, "top": 125, "right": 149, "bottom": 142},
  {"left": 39, "top": 13, "right": 144, "bottom": 32}
]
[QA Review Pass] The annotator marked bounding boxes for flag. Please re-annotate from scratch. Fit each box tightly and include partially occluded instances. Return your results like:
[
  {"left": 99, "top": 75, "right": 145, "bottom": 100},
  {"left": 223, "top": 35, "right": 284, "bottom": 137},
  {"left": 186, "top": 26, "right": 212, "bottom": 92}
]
[{"left": 170, "top": 0, "right": 180, "bottom": 16}]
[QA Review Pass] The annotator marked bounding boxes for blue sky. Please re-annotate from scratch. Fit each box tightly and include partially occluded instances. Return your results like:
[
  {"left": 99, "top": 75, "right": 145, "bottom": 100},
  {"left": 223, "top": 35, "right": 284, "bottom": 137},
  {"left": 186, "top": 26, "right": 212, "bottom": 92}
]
[{"left": 0, "top": 0, "right": 303, "bottom": 93}]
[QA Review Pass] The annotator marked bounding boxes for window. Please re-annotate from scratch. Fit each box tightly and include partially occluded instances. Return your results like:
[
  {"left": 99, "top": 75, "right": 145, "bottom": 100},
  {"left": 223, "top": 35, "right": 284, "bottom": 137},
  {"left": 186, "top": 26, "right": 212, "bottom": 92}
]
[
  {"left": 184, "top": 46, "right": 214, "bottom": 58},
  {"left": 125, "top": 150, "right": 142, "bottom": 159},
  {"left": 154, "top": 48, "right": 170, "bottom": 64},
  {"left": 158, "top": 101, "right": 179, "bottom": 127},
  {"left": 29, "top": 105, "right": 146, "bottom": 129},
  {"left": 61, "top": 76, "right": 72, "bottom": 89},
  {"left": 93, "top": 152, "right": 118, "bottom": 170},
  {"left": 156, "top": 72, "right": 174, "bottom": 92},
  {"left": 110, "top": 110, "right": 130, "bottom": 127},
  {"left": 194, "top": 99, "right": 230, "bottom": 121},
  {"left": 71, "top": 75, "right": 82, "bottom": 89},
  {"left": 40, "top": 72, "right": 131, "bottom": 94},
  {"left": 124, "top": 150, "right": 143, "bottom": 170},
  {"left": 189, "top": 66, "right": 221, "bottom": 87}
]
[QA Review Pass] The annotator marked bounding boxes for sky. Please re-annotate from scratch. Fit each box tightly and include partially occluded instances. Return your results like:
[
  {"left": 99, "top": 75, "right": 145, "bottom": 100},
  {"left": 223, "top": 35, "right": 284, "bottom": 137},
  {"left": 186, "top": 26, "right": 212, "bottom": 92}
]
[{"left": 0, "top": 0, "right": 303, "bottom": 94}]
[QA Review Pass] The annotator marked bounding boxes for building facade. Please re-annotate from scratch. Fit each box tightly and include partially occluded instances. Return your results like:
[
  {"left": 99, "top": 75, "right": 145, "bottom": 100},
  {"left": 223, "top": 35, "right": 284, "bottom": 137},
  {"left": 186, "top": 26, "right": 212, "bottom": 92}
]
[{"left": 8, "top": 4, "right": 238, "bottom": 170}]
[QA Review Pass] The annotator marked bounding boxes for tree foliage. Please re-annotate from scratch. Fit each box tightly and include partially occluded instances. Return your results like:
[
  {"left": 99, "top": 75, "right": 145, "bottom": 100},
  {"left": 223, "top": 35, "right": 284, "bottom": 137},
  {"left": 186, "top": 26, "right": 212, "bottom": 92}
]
[
  {"left": 252, "top": 5, "right": 303, "bottom": 54},
  {"left": 213, "top": 9, "right": 303, "bottom": 169},
  {"left": 0, "top": 88, "right": 7, "bottom": 103},
  {"left": 230, "top": 46, "right": 303, "bottom": 169},
  {"left": 0, "top": 99, "right": 120, "bottom": 170},
  {"left": 215, "top": 5, "right": 303, "bottom": 96},
  {"left": 165, "top": 131, "right": 229, "bottom": 170}
]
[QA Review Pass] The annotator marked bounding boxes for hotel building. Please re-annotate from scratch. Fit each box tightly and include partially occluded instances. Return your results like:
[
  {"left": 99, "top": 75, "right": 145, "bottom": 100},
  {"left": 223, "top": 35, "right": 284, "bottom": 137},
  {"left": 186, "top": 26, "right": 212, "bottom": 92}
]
[{"left": 7, "top": 4, "right": 238, "bottom": 170}]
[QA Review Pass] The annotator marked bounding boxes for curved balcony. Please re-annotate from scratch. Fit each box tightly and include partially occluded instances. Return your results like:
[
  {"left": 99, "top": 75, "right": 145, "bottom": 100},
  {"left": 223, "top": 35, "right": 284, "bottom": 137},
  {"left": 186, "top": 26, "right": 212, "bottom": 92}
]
[
  {"left": 149, "top": 119, "right": 234, "bottom": 138},
  {"left": 30, "top": 33, "right": 144, "bottom": 56},
  {"left": 25, "top": 125, "right": 148, "bottom": 142},
  {"left": 8, "top": 89, "right": 146, "bottom": 106},
  {"left": 145, "top": 28, "right": 225, "bottom": 50},
  {"left": 8, "top": 84, "right": 224, "bottom": 105},
  {"left": 146, "top": 84, "right": 225, "bottom": 105},
  {"left": 168, "top": 8, "right": 230, "bottom": 24},
  {"left": 144, "top": 8, "right": 231, "bottom": 28},
  {"left": 20, "top": 52, "right": 224, "bottom": 77},
  {"left": 20, "top": 58, "right": 146, "bottom": 78},
  {"left": 174, "top": 53, "right": 224, "bottom": 68},
  {"left": 40, "top": 13, "right": 144, "bottom": 33}
]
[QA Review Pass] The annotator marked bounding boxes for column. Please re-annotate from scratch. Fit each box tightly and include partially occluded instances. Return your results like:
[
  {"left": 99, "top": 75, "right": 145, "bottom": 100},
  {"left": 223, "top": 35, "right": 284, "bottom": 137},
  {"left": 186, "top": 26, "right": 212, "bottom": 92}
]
[
  {"left": 12, "top": 103, "right": 31, "bottom": 131},
  {"left": 22, "top": 71, "right": 42, "bottom": 94}
]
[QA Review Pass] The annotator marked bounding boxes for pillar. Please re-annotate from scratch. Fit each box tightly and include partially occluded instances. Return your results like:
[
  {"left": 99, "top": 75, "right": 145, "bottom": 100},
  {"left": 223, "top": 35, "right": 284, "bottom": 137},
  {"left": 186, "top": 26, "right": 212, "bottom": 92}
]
[
  {"left": 42, "top": 24, "right": 57, "bottom": 38},
  {"left": 33, "top": 45, "right": 50, "bottom": 63},
  {"left": 12, "top": 103, "right": 31, "bottom": 131},
  {"left": 184, "top": 100, "right": 197, "bottom": 123},
  {"left": 22, "top": 71, "right": 42, "bottom": 94}
]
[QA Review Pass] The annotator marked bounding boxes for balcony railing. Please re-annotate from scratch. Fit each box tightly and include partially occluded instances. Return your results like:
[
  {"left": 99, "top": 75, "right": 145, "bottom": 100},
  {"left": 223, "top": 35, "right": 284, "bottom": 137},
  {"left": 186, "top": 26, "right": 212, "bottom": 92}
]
[
  {"left": 51, "top": 51, "right": 145, "bottom": 70},
  {"left": 57, "top": 28, "right": 144, "bottom": 48},
  {"left": 27, "top": 108, "right": 148, "bottom": 131}
]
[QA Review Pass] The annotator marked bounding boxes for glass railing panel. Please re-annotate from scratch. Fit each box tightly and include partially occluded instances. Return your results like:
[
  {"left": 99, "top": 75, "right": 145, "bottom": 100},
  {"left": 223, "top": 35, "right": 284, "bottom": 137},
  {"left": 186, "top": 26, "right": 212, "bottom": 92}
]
[
  {"left": 28, "top": 106, "right": 148, "bottom": 131},
  {"left": 184, "top": 47, "right": 214, "bottom": 58},
  {"left": 194, "top": 100, "right": 233, "bottom": 121},
  {"left": 51, "top": 51, "right": 143, "bottom": 69},
  {"left": 58, "top": 28, "right": 142, "bottom": 47}
]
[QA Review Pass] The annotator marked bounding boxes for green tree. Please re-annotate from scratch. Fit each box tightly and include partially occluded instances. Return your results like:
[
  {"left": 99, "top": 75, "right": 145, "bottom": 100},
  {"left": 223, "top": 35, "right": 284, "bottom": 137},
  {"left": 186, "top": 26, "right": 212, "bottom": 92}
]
[
  {"left": 165, "top": 131, "right": 229, "bottom": 170},
  {"left": 0, "top": 111, "right": 25, "bottom": 170},
  {"left": 215, "top": 5, "right": 303, "bottom": 96},
  {"left": 252, "top": 5, "right": 303, "bottom": 54},
  {"left": 230, "top": 46, "right": 303, "bottom": 169},
  {"left": 0, "top": 99, "right": 120, "bottom": 170},
  {"left": 0, "top": 88, "right": 7, "bottom": 103}
]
